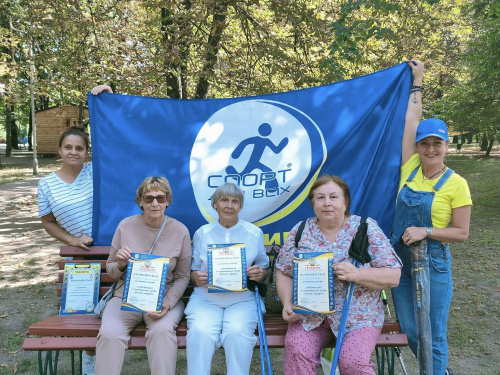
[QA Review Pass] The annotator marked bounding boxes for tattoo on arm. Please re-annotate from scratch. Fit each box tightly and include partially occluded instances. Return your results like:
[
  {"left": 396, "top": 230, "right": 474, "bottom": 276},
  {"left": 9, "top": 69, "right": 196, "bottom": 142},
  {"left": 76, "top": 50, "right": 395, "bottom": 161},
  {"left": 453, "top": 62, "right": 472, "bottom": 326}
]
[{"left": 412, "top": 92, "right": 419, "bottom": 104}]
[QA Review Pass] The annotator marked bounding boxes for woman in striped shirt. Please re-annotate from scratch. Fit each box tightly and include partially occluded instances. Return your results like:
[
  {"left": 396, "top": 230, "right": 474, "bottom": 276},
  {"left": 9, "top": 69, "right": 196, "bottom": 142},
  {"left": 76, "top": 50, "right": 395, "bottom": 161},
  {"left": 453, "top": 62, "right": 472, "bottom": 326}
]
[{"left": 38, "top": 125, "right": 94, "bottom": 250}]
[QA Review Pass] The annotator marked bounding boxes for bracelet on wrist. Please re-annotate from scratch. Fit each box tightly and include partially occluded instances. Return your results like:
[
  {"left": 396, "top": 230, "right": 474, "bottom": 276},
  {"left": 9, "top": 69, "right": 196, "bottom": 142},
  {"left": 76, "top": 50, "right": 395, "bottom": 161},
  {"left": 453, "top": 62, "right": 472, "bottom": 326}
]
[
  {"left": 412, "top": 85, "right": 423, "bottom": 90},
  {"left": 426, "top": 227, "right": 432, "bottom": 237},
  {"left": 411, "top": 87, "right": 422, "bottom": 94}
]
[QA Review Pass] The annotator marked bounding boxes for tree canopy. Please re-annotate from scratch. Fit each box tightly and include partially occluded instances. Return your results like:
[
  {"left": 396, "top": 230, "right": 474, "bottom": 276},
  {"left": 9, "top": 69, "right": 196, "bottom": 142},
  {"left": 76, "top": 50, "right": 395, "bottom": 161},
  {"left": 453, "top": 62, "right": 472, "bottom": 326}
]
[
  {"left": 431, "top": 0, "right": 499, "bottom": 154},
  {"left": 1, "top": 0, "right": 498, "bottom": 155}
]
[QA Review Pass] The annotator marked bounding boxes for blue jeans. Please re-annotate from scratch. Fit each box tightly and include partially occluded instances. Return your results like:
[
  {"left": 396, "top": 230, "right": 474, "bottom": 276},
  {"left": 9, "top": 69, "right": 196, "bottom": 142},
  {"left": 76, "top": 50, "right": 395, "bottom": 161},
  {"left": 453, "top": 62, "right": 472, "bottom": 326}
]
[
  {"left": 392, "top": 241, "right": 453, "bottom": 375},
  {"left": 391, "top": 166, "right": 455, "bottom": 375}
]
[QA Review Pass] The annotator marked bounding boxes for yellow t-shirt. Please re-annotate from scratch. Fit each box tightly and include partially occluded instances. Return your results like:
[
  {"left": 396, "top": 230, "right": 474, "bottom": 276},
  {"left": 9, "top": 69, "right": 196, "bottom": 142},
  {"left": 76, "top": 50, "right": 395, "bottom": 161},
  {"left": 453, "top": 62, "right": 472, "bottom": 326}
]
[{"left": 398, "top": 154, "right": 472, "bottom": 228}]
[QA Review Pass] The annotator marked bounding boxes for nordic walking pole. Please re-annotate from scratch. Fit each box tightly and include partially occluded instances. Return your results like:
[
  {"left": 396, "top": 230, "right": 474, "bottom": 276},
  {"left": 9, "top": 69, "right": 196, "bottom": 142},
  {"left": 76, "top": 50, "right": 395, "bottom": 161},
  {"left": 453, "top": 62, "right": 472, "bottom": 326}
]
[
  {"left": 256, "top": 289, "right": 266, "bottom": 375},
  {"left": 249, "top": 279, "right": 273, "bottom": 375},
  {"left": 381, "top": 290, "right": 409, "bottom": 375},
  {"left": 330, "top": 259, "right": 359, "bottom": 375},
  {"left": 255, "top": 290, "right": 273, "bottom": 374},
  {"left": 411, "top": 240, "right": 433, "bottom": 375},
  {"left": 330, "top": 218, "right": 371, "bottom": 375}
]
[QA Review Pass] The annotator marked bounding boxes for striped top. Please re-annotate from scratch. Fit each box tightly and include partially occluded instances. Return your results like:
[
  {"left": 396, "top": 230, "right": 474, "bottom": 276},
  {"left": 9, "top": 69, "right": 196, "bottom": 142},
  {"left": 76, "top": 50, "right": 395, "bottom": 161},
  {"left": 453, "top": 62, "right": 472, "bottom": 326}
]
[{"left": 38, "top": 163, "right": 93, "bottom": 237}]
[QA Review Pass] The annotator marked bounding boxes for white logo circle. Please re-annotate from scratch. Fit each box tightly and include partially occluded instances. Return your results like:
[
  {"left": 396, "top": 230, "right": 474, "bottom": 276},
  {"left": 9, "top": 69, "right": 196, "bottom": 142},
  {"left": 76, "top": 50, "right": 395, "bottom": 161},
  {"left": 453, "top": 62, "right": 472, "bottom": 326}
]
[{"left": 190, "top": 99, "right": 326, "bottom": 225}]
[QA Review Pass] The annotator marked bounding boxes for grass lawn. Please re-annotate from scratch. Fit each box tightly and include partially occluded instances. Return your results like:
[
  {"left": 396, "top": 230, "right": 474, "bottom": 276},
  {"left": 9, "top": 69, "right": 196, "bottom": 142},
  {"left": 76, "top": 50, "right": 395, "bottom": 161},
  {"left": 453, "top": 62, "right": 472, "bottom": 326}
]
[
  {"left": 442, "top": 154, "right": 500, "bottom": 374},
  {"left": 0, "top": 150, "right": 62, "bottom": 186}
]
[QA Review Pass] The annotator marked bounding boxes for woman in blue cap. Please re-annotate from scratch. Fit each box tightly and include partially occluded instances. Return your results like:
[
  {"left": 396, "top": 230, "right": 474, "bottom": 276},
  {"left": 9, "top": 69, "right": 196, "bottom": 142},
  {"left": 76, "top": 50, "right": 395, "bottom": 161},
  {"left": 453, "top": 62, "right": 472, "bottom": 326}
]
[{"left": 391, "top": 60, "right": 472, "bottom": 375}]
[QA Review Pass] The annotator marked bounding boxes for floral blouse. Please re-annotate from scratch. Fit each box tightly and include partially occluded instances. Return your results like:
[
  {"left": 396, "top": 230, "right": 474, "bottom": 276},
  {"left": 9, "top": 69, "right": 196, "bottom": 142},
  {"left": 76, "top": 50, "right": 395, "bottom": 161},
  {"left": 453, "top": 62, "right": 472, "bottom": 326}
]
[{"left": 275, "top": 215, "right": 401, "bottom": 334}]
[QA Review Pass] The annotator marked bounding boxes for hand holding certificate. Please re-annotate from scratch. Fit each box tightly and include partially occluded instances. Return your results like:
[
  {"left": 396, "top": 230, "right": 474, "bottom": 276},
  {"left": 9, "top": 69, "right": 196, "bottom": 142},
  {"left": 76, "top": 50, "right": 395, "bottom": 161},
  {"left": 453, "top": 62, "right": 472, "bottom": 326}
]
[
  {"left": 208, "top": 243, "right": 247, "bottom": 293},
  {"left": 293, "top": 252, "right": 335, "bottom": 314},
  {"left": 121, "top": 253, "right": 169, "bottom": 313}
]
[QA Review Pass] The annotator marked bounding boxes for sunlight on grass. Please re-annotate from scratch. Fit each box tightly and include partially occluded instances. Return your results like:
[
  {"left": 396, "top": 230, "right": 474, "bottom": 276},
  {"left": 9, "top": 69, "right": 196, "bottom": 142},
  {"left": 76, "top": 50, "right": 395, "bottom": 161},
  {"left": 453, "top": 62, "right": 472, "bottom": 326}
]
[
  {"left": 0, "top": 166, "right": 59, "bottom": 186},
  {"left": 0, "top": 154, "right": 62, "bottom": 186}
]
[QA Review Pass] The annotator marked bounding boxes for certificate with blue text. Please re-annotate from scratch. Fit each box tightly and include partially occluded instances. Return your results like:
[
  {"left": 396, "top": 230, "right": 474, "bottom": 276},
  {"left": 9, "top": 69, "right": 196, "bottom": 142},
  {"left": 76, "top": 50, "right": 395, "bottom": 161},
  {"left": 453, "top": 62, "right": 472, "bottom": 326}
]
[
  {"left": 60, "top": 263, "right": 101, "bottom": 315},
  {"left": 293, "top": 252, "right": 335, "bottom": 314},
  {"left": 121, "top": 253, "right": 169, "bottom": 313},
  {"left": 207, "top": 243, "right": 247, "bottom": 293}
]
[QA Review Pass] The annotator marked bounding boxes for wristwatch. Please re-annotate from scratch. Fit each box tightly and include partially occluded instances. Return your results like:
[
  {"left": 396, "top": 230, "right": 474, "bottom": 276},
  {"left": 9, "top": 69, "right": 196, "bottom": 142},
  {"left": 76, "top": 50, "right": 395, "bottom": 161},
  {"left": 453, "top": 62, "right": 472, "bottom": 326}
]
[{"left": 426, "top": 227, "right": 432, "bottom": 237}]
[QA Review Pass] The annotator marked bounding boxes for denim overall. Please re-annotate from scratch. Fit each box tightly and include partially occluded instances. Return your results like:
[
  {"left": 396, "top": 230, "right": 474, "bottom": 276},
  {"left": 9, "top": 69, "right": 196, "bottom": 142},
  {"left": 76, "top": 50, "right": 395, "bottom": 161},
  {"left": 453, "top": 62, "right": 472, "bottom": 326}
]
[{"left": 391, "top": 166, "right": 454, "bottom": 375}]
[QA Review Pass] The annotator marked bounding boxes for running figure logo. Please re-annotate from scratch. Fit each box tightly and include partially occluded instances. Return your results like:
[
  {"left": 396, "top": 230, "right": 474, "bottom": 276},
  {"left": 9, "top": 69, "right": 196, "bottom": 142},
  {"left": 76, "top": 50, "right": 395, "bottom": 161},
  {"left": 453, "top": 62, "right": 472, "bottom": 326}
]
[
  {"left": 190, "top": 99, "right": 325, "bottom": 225},
  {"left": 225, "top": 123, "right": 289, "bottom": 190}
]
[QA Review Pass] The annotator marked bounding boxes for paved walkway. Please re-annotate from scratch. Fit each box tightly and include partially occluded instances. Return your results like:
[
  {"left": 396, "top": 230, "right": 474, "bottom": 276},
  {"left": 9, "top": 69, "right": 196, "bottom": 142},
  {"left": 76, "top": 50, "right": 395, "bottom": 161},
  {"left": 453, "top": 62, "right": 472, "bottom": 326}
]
[
  {"left": 0, "top": 176, "right": 41, "bottom": 211},
  {"left": 0, "top": 144, "right": 59, "bottom": 210}
]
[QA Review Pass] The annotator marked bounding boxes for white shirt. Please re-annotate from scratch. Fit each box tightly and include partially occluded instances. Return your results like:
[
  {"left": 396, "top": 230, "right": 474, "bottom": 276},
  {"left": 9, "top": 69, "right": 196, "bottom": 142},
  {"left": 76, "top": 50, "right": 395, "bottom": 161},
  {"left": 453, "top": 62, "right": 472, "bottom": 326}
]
[
  {"left": 191, "top": 219, "right": 268, "bottom": 303},
  {"left": 38, "top": 163, "right": 93, "bottom": 237}
]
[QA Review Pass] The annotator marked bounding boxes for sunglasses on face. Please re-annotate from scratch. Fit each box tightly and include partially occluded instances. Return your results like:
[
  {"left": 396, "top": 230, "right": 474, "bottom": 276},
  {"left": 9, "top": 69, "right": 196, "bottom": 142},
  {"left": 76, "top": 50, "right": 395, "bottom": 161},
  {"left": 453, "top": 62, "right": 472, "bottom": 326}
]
[{"left": 142, "top": 195, "right": 167, "bottom": 204}]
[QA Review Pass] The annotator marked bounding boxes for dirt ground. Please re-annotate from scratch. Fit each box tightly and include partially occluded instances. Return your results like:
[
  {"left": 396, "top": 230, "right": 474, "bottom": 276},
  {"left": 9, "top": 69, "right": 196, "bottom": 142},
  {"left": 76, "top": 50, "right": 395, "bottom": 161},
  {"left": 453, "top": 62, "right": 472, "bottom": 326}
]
[{"left": 0, "top": 147, "right": 499, "bottom": 374}]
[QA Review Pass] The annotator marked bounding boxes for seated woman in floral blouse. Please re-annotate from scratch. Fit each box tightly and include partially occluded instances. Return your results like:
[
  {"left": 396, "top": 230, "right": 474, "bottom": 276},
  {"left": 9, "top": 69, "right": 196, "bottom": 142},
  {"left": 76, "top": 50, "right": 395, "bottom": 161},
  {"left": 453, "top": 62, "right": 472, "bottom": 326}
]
[{"left": 275, "top": 174, "right": 402, "bottom": 375}]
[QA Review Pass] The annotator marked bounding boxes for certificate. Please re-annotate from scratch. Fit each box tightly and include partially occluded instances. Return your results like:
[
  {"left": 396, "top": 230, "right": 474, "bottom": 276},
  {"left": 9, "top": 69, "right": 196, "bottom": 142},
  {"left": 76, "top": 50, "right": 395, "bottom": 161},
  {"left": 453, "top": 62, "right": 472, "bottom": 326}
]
[
  {"left": 293, "top": 252, "right": 335, "bottom": 314},
  {"left": 121, "top": 253, "right": 169, "bottom": 313},
  {"left": 207, "top": 243, "right": 247, "bottom": 293},
  {"left": 60, "top": 263, "right": 101, "bottom": 315}
]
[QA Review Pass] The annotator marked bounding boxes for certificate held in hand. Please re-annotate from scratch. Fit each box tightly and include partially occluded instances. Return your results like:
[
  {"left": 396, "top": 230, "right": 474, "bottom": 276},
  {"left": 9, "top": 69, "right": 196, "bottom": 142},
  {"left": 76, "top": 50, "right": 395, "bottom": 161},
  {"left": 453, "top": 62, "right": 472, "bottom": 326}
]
[
  {"left": 207, "top": 243, "right": 247, "bottom": 293},
  {"left": 293, "top": 252, "right": 335, "bottom": 314},
  {"left": 121, "top": 253, "right": 169, "bottom": 313}
]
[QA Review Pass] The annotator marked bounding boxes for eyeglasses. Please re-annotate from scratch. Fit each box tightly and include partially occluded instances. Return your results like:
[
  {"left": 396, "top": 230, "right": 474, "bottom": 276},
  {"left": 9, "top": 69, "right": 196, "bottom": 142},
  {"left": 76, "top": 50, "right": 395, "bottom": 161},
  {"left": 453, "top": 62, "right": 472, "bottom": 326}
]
[{"left": 142, "top": 195, "right": 167, "bottom": 204}]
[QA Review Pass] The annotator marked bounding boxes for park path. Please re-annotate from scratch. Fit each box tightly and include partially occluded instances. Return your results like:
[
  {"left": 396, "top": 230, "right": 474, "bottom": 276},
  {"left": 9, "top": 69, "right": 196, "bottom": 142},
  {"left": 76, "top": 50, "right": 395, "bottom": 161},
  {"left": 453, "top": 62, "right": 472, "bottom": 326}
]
[
  {"left": 0, "top": 173, "right": 69, "bottom": 372},
  {"left": 0, "top": 176, "right": 40, "bottom": 208}
]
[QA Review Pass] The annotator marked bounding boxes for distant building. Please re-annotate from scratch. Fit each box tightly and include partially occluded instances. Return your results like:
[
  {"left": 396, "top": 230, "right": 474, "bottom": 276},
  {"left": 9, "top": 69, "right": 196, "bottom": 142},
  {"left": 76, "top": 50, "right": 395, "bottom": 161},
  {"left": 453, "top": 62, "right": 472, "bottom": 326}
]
[{"left": 35, "top": 105, "right": 89, "bottom": 155}]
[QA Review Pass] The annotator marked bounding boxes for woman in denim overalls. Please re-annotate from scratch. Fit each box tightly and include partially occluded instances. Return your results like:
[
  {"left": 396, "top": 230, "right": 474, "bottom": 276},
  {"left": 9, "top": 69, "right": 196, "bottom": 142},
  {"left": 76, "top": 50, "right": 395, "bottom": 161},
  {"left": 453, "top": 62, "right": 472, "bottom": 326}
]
[{"left": 391, "top": 61, "right": 472, "bottom": 375}]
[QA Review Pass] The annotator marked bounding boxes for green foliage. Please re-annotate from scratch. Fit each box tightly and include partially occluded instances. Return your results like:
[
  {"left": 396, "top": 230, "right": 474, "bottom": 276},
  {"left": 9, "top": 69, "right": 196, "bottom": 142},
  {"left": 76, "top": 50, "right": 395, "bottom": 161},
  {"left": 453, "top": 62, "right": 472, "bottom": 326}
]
[
  {"left": 322, "top": 1, "right": 400, "bottom": 82},
  {"left": 430, "top": 0, "right": 500, "bottom": 145},
  {"left": 0, "top": 0, "right": 496, "bottom": 137}
]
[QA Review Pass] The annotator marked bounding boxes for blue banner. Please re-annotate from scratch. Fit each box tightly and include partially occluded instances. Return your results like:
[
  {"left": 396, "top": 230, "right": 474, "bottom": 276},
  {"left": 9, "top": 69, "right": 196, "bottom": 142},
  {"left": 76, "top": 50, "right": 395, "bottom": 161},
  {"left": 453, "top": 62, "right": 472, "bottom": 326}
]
[{"left": 89, "top": 62, "right": 411, "bottom": 245}]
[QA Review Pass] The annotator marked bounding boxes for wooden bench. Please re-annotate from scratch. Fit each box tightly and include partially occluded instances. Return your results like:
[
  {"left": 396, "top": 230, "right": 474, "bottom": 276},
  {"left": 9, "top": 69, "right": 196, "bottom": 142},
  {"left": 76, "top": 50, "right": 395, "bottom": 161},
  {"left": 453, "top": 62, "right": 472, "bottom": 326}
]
[{"left": 23, "top": 245, "right": 408, "bottom": 375}]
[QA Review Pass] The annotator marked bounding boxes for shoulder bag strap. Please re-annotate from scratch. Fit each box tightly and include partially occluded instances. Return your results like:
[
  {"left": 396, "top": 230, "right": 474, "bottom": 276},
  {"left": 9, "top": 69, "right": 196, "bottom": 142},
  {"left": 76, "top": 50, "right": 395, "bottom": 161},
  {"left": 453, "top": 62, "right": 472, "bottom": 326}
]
[
  {"left": 148, "top": 216, "right": 168, "bottom": 255},
  {"left": 294, "top": 220, "right": 307, "bottom": 249}
]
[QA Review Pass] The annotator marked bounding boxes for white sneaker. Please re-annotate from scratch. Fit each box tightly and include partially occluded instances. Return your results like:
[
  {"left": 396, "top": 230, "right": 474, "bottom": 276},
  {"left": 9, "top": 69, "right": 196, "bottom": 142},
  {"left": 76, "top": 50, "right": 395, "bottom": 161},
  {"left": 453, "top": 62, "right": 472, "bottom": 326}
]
[{"left": 82, "top": 351, "right": 95, "bottom": 375}]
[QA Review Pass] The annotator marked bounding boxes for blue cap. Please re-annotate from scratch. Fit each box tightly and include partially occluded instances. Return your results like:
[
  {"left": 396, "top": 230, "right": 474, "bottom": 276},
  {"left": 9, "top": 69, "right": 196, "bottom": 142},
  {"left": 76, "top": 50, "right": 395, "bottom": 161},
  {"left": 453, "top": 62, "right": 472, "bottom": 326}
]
[{"left": 415, "top": 118, "right": 449, "bottom": 142}]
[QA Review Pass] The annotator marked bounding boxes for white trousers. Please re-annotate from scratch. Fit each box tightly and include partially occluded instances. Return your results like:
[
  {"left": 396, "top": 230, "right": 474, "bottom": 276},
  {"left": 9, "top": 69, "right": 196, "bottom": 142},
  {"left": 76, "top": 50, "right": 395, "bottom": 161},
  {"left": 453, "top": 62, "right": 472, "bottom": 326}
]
[
  {"left": 185, "top": 293, "right": 258, "bottom": 375},
  {"left": 95, "top": 297, "right": 184, "bottom": 375}
]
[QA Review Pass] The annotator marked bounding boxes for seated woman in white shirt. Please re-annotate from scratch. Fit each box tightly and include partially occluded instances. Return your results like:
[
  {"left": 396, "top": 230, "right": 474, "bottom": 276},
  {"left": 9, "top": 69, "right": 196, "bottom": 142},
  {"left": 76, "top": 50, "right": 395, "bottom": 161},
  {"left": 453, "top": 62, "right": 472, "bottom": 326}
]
[{"left": 186, "top": 182, "right": 269, "bottom": 375}]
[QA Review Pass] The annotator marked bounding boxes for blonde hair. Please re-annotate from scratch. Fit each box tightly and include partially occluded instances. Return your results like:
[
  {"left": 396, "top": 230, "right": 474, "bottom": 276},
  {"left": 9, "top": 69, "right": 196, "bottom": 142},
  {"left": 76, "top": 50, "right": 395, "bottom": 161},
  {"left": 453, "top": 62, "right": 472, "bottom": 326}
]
[{"left": 135, "top": 176, "right": 172, "bottom": 210}]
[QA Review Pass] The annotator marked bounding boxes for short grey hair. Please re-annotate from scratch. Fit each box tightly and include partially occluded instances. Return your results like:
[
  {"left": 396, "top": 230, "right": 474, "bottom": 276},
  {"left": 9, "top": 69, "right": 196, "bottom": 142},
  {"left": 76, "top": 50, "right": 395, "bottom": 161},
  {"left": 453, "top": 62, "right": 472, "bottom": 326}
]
[{"left": 211, "top": 182, "right": 244, "bottom": 208}]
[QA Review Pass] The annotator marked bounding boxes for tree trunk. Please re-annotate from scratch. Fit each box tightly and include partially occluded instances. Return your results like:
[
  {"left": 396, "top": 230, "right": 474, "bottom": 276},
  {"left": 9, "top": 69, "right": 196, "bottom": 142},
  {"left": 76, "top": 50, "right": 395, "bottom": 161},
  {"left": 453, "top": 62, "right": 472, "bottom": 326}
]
[
  {"left": 78, "top": 102, "right": 85, "bottom": 125},
  {"left": 5, "top": 104, "right": 13, "bottom": 157},
  {"left": 195, "top": 1, "right": 230, "bottom": 99},
  {"left": 162, "top": 1, "right": 191, "bottom": 99},
  {"left": 11, "top": 120, "right": 19, "bottom": 150},
  {"left": 28, "top": 107, "right": 33, "bottom": 151},
  {"left": 480, "top": 133, "right": 488, "bottom": 151},
  {"left": 485, "top": 134, "right": 494, "bottom": 156}
]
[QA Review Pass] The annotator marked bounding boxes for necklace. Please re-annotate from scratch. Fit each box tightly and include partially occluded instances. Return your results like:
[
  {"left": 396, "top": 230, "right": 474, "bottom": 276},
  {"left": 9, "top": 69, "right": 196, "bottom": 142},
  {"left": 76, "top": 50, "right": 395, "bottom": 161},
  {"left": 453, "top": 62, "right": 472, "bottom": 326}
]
[{"left": 422, "top": 165, "right": 446, "bottom": 183}]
